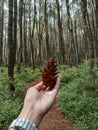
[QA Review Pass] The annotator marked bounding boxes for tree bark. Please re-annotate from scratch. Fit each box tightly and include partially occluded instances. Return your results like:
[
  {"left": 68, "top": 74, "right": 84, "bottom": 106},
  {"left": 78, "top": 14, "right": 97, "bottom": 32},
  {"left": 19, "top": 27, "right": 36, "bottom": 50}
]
[
  {"left": 23, "top": 1, "right": 28, "bottom": 66},
  {"left": 44, "top": 0, "right": 50, "bottom": 59},
  {"left": 81, "top": 0, "right": 94, "bottom": 72},
  {"left": 56, "top": 0, "right": 66, "bottom": 64},
  {"left": 66, "top": 0, "right": 74, "bottom": 66},
  {"left": 0, "top": 0, "right": 4, "bottom": 65},
  {"left": 30, "top": 0, "right": 37, "bottom": 69},
  {"left": 8, "top": 0, "right": 15, "bottom": 91},
  {"left": 95, "top": 0, "right": 98, "bottom": 68},
  {"left": 19, "top": 0, "right": 23, "bottom": 65}
]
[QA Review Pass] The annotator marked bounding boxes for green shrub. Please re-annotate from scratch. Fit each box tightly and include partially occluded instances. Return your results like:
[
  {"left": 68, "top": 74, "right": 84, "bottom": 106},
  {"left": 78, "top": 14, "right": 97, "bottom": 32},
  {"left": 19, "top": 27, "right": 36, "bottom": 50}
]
[
  {"left": 58, "top": 61, "right": 98, "bottom": 130},
  {"left": 0, "top": 66, "right": 41, "bottom": 129}
]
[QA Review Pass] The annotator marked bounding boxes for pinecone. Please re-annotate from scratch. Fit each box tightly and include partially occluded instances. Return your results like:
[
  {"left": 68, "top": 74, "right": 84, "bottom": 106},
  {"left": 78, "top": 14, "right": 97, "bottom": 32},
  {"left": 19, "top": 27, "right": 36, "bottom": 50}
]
[{"left": 42, "top": 57, "right": 58, "bottom": 90}]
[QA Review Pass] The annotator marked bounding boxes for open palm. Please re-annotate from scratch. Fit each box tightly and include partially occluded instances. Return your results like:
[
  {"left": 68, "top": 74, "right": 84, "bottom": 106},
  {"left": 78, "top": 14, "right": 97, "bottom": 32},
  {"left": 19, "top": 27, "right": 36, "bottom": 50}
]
[
  {"left": 20, "top": 76, "right": 61, "bottom": 127},
  {"left": 24, "top": 76, "right": 61, "bottom": 116}
]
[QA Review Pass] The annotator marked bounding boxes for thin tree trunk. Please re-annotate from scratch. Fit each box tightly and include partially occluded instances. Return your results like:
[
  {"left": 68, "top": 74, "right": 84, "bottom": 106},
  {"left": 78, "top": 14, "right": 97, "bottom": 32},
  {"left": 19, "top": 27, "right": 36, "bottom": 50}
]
[
  {"left": 19, "top": 0, "right": 23, "bottom": 65},
  {"left": 81, "top": 0, "right": 94, "bottom": 72},
  {"left": 38, "top": 1, "right": 43, "bottom": 65},
  {"left": 30, "top": 0, "right": 37, "bottom": 69},
  {"left": 95, "top": 0, "right": 98, "bottom": 68},
  {"left": 8, "top": 0, "right": 15, "bottom": 91},
  {"left": 44, "top": 0, "right": 50, "bottom": 59},
  {"left": 0, "top": 0, "right": 4, "bottom": 65},
  {"left": 66, "top": 0, "right": 74, "bottom": 66},
  {"left": 28, "top": 0, "right": 32, "bottom": 66},
  {"left": 56, "top": 0, "right": 66, "bottom": 64},
  {"left": 74, "top": 20, "right": 79, "bottom": 65},
  {"left": 23, "top": 1, "right": 28, "bottom": 66}
]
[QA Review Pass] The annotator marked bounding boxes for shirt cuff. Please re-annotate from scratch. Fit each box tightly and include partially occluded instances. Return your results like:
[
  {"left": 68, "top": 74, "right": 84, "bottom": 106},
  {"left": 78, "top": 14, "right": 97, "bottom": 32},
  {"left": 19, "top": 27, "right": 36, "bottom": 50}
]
[{"left": 9, "top": 117, "right": 37, "bottom": 130}]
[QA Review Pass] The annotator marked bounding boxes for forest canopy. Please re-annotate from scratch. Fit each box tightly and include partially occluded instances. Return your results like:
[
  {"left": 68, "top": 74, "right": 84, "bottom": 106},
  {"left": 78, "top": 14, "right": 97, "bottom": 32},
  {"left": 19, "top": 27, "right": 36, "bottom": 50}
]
[{"left": 0, "top": 0, "right": 98, "bottom": 68}]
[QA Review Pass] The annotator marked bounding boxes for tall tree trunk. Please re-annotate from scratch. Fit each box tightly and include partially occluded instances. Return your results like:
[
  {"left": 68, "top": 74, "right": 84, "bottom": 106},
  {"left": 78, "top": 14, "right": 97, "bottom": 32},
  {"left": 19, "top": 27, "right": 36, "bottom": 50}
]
[
  {"left": 30, "top": 0, "right": 37, "bottom": 69},
  {"left": 4, "top": 26, "right": 8, "bottom": 65},
  {"left": 8, "top": 0, "right": 15, "bottom": 91},
  {"left": 74, "top": 20, "right": 79, "bottom": 65},
  {"left": 23, "top": 1, "right": 28, "bottom": 66},
  {"left": 38, "top": 0, "right": 43, "bottom": 65},
  {"left": 56, "top": 0, "right": 66, "bottom": 64},
  {"left": 0, "top": 0, "right": 4, "bottom": 65},
  {"left": 19, "top": 0, "right": 23, "bottom": 65},
  {"left": 44, "top": 0, "right": 50, "bottom": 59},
  {"left": 53, "top": 10, "right": 58, "bottom": 59},
  {"left": 81, "top": 0, "right": 94, "bottom": 72},
  {"left": 13, "top": 0, "right": 17, "bottom": 65},
  {"left": 95, "top": 0, "right": 98, "bottom": 68},
  {"left": 28, "top": 0, "right": 32, "bottom": 66},
  {"left": 66, "top": 0, "right": 74, "bottom": 66}
]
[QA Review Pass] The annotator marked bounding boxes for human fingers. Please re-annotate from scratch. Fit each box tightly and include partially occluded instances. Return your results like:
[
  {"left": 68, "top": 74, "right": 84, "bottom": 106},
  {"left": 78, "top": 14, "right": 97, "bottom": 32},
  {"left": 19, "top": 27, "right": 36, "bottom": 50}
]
[
  {"left": 48, "top": 75, "right": 61, "bottom": 96},
  {"left": 34, "top": 81, "right": 43, "bottom": 91},
  {"left": 53, "top": 75, "right": 61, "bottom": 93}
]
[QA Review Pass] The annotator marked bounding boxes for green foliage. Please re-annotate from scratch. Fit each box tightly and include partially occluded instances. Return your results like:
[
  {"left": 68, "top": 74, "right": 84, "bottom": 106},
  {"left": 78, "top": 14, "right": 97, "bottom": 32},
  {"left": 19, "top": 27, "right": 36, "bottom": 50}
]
[
  {"left": 0, "top": 66, "right": 41, "bottom": 129},
  {"left": 58, "top": 61, "right": 98, "bottom": 130},
  {"left": 0, "top": 62, "right": 98, "bottom": 130}
]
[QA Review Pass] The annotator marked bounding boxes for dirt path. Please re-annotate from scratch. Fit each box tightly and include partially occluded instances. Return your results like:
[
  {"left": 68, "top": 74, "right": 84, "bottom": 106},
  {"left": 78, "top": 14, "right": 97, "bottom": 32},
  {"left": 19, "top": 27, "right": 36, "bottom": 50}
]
[{"left": 26, "top": 78, "right": 74, "bottom": 130}]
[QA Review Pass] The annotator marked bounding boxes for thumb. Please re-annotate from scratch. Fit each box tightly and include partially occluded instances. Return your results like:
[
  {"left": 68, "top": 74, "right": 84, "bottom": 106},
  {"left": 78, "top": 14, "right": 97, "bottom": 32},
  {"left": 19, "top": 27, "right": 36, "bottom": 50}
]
[{"left": 35, "top": 81, "right": 43, "bottom": 91}]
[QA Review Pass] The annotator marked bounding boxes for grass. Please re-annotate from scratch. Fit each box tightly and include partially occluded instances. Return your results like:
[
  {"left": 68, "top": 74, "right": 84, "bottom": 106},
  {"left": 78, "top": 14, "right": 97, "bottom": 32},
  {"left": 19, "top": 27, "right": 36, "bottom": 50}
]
[
  {"left": 0, "top": 66, "right": 41, "bottom": 129},
  {"left": 0, "top": 61, "right": 98, "bottom": 130},
  {"left": 58, "top": 61, "right": 98, "bottom": 130}
]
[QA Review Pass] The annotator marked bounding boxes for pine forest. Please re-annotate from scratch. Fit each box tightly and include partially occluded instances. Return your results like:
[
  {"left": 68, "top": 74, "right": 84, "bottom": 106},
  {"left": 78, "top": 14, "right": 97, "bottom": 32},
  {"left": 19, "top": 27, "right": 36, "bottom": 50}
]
[{"left": 0, "top": 0, "right": 98, "bottom": 130}]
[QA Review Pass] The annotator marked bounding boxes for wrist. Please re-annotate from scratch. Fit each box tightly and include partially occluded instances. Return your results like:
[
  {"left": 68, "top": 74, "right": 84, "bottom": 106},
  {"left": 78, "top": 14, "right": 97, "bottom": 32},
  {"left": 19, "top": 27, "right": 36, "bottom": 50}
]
[{"left": 19, "top": 106, "right": 42, "bottom": 128}]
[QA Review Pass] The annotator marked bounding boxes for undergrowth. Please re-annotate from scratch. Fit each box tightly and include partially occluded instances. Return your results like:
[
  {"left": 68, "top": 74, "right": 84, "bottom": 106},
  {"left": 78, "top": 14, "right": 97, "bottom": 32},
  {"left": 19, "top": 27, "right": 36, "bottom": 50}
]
[
  {"left": 0, "top": 66, "right": 41, "bottom": 129},
  {"left": 58, "top": 61, "right": 98, "bottom": 130},
  {"left": 0, "top": 61, "right": 98, "bottom": 130}
]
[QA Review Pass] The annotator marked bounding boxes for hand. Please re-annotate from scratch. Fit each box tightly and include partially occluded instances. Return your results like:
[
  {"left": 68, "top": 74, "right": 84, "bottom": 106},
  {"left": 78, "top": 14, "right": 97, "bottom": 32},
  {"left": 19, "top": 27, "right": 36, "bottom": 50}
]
[{"left": 19, "top": 76, "right": 61, "bottom": 128}]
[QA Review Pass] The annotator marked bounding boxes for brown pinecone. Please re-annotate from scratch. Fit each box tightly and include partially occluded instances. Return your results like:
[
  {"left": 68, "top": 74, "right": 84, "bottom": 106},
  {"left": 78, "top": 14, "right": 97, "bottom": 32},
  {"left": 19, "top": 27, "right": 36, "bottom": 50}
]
[{"left": 42, "top": 57, "right": 58, "bottom": 90}]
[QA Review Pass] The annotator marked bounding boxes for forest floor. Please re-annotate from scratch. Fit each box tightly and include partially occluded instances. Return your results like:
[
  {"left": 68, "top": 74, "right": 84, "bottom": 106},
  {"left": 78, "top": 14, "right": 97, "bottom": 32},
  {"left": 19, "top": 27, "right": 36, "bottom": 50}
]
[{"left": 26, "top": 78, "right": 75, "bottom": 130}]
